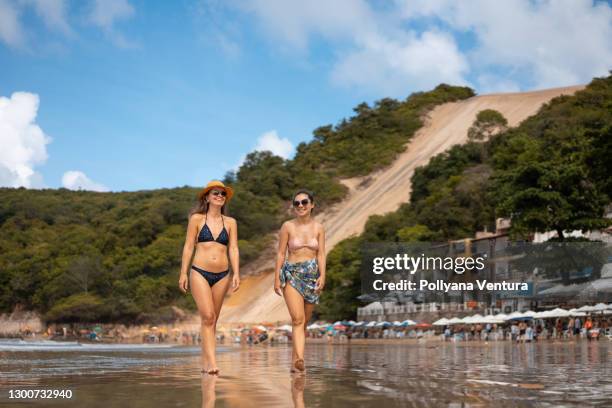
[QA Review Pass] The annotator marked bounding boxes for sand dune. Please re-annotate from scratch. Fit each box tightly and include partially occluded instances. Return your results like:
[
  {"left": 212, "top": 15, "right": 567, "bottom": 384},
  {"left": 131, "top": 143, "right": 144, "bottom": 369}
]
[{"left": 218, "top": 85, "right": 585, "bottom": 325}]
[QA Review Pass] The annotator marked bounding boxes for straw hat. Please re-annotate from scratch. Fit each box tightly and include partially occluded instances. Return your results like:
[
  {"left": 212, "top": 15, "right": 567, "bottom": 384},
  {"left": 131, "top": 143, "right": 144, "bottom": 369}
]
[{"left": 197, "top": 180, "right": 234, "bottom": 202}]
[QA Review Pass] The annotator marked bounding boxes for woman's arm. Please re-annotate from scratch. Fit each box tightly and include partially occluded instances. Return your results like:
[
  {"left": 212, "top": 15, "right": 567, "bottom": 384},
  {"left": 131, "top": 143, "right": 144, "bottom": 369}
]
[
  {"left": 315, "top": 223, "right": 326, "bottom": 292},
  {"left": 227, "top": 217, "right": 240, "bottom": 291},
  {"left": 274, "top": 222, "right": 289, "bottom": 296},
  {"left": 179, "top": 214, "right": 200, "bottom": 293}
]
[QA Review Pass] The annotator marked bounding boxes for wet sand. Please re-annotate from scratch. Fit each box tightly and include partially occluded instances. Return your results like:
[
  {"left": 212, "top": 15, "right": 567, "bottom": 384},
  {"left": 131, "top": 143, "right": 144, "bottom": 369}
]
[{"left": 1, "top": 339, "right": 610, "bottom": 407}]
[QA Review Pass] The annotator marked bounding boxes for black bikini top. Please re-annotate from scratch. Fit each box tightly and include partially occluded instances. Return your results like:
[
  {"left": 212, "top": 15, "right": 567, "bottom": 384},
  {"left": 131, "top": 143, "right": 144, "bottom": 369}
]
[{"left": 197, "top": 213, "right": 229, "bottom": 246}]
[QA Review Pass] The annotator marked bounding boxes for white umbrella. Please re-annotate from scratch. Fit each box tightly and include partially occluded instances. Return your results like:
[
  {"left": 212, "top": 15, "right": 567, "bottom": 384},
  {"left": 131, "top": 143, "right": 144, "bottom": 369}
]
[
  {"left": 366, "top": 321, "right": 377, "bottom": 327},
  {"left": 568, "top": 309, "right": 586, "bottom": 317},
  {"left": 505, "top": 311, "right": 524, "bottom": 320},
  {"left": 307, "top": 323, "right": 320, "bottom": 330},
  {"left": 278, "top": 324, "right": 292, "bottom": 331},
  {"left": 392, "top": 321, "right": 402, "bottom": 326},
  {"left": 482, "top": 315, "right": 505, "bottom": 324},
  {"left": 433, "top": 318, "right": 449, "bottom": 326},
  {"left": 447, "top": 317, "right": 463, "bottom": 325},
  {"left": 402, "top": 319, "right": 416, "bottom": 326},
  {"left": 591, "top": 303, "right": 608, "bottom": 312}
]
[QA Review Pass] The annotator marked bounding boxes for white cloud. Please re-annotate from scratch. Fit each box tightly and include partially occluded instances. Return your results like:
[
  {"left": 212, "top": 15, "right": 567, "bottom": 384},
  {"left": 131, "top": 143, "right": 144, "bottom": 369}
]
[
  {"left": 0, "top": 0, "right": 24, "bottom": 47},
  {"left": 230, "top": 0, "right": 612, "bottom": 93},
  {"left": 27, "top": 0, "right": 72, "bottom": 35},
  {"left": 0, "top": 0, "right": 72, "bottom": 48},
  {"left": 396, "top": 0, "right": 612, "bottom": 90},
  {"left": 254, "top": 130, "right": 294, "bottom": 159},
  {"left": 233, "top": 0, "right": 470, "bottom": 96},
  {"left": 88, "top": 0, "right": 136, "bottom": 48},
  {"left": 331, "top": 30, "right": 469, "bottom": 95},
  {"left": 230, "top": 129, "right": 295, "bottom": 172},
  {"left": 89, "top": 0, "right": 134, "bottom": 29},
  {"left": 62, "top": 170, "right": 108, "bottom": 192},
  {"left": 0, "top": 92, "right": 51, "bottom": 188}
]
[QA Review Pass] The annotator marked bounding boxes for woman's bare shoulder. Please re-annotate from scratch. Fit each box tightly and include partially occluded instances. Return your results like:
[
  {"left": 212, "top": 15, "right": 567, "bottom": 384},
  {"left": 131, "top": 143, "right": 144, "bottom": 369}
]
[
  {"left": 280, "top": 219, "right": 294, "bottom": 231},
  {"left": 189, "top": 213, "right": 204, "bottom": 222}
]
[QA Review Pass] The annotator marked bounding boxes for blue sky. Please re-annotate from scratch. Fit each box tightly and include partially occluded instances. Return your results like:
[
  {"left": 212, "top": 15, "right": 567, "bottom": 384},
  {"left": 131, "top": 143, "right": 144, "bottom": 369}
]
[{"left": 1, "top": 0, "right": 611, "bottom": 192}]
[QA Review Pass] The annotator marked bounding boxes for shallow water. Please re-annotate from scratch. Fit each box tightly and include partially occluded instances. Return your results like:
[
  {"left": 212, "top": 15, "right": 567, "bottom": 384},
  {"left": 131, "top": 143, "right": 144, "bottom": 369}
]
[{"left": 0, "top": 339, "right": 610, "bottom": 407}]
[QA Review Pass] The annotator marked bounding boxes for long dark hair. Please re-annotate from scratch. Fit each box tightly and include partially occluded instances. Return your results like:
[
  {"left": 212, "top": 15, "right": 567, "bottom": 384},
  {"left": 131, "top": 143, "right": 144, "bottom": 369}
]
[
  {"left": 189, "top": 191, "right": 228, "bottom": 218},
  {"left": 293, "top": 189, "right": 314, "bottom": 215}
]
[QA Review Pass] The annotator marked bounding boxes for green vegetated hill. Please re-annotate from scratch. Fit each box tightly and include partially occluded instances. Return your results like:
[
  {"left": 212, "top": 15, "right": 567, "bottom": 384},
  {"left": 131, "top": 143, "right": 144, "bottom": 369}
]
[
  {"left": 318, "top": 73, "right": 612, "bottom": 322},
  {"left": 0, "top": 84, "right": 474, "bottom": 323}
]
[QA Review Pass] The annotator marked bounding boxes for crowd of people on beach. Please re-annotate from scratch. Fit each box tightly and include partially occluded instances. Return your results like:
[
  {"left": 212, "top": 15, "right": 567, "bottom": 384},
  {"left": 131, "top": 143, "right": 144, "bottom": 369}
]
[{"left": 439, "top": 315, "right": 611, "bottom": 342}]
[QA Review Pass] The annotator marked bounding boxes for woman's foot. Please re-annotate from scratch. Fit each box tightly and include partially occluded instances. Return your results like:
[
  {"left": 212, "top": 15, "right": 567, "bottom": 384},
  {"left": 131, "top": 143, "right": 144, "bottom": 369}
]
[{"left": 293, "top": 359, "right": 305, "bottom": 372}]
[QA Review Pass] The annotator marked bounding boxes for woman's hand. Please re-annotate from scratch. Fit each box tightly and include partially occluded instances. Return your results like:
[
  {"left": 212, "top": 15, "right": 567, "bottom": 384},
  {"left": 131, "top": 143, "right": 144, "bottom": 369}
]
[
  {"left": 232, "top": 274, "right": 241, "bottom": 292},
  {"left": 274, "top": 277, "right": 283, "bottom": 297},
  {"left": 315, "top": 276, "right": 325, "bottom": 293},
  {"left": 179, "top": 273, "right": 189, "bottom": 294}
]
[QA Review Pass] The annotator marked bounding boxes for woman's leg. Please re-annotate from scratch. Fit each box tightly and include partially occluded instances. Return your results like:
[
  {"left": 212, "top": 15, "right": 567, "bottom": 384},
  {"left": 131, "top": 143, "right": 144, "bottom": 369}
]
[
  {"left": 304, "top": 302, "right": 315, "bottom": 332},
  {"left": 190, "top": 271, "right": 217, "bottom": 371},
  {"left": 283, "top": 283, "right": 306, "bottom": 365},
  {"left": 209, "top": 274, "right": 231, "bottom": 370}
]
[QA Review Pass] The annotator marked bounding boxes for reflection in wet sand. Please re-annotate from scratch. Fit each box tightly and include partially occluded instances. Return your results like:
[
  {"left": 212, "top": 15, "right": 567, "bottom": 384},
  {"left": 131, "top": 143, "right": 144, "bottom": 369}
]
[{"left": 1, "top": 341, "right": 611, "bottom": 407}]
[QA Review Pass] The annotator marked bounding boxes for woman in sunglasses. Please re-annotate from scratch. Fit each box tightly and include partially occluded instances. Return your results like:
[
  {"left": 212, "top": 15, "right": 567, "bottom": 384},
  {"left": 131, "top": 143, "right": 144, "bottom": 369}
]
[
  {"left": 274, "top": 189, "right": 326, "bottom": 372},
  {"left": 179, "top": 180, "right": 240, "bottom": 375}
]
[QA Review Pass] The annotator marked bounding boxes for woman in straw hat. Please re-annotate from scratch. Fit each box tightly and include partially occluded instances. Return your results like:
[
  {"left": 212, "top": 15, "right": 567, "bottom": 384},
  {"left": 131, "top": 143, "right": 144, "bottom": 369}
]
[
  {"left": 274, "top": 189, "right": 326, "bottom": 373},
  {"left": 179, "top": 180, "right": 240, "bottom": 375}
]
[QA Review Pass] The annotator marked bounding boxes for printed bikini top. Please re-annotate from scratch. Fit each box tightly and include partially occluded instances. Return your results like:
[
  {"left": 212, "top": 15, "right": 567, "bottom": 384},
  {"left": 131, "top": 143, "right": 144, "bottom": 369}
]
[{"left": 197, "top": 213, "right": 229, "bottom": 246}]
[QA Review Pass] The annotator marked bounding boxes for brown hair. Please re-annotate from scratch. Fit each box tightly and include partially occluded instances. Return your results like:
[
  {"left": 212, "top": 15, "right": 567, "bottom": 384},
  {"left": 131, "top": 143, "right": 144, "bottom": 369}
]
[{"left": 189, "top": 191, "right": 229, "bottom": 218}]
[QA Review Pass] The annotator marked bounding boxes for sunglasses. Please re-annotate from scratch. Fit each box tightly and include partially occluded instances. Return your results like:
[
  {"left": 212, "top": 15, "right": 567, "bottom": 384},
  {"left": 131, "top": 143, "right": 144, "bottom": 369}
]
[
  {"left": 210, "top": 190, "right": 227, "bottom": 197},
  {"left": 293, "top": 199, "right": 310, "bottom": 207}
]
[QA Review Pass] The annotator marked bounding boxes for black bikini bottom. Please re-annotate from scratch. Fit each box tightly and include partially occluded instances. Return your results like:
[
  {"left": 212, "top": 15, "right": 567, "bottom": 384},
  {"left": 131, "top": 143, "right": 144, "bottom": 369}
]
[{"left": 191, "top": 265, "right": 229, "bottom": 287}]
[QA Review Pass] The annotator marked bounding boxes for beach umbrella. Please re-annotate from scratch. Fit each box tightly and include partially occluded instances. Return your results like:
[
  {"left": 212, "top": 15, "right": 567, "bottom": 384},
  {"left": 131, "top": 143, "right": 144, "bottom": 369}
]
[
  {"left": 590, "top": 303, "right": 608, "bottom": 312},
  {"left": 505, "top": 311, "right": 524, "bottom": 320},
  {"left": 392, "top": 321, "right": 402, "bottom": 326},
  {"left": 376, "top": 321, "right": 390, "bottom": 327},
  {"left": 307, "top": 323, "right": 320, "bottom": 330},
  {"left": 432, "top": 318, "right": 449, "bottom": 326},
  {"left": 447, "top": 317, "right": 463, "bottom": 325},
  {"left": 401, "top": 319, "right": 416, "bottom": 326},
  {"left": 347, "top": 320, "right": 357, "bottom": 326},
  {"left": 354, "top": 321, "right": 365, "bottom": 326},
  {"left": 278, "top": 324, "right": 292, "bottom": 332},
  {"left": 333, "top": 321, "right": 343, "bottom": 326},
  {"left": 366, "top": 321, "right": 377, "bottom": 327},
  {"left": 482, "top": 315, "right": 504, "bottom": 324},
  {"left": 568, "top": 309, "right": 587, "bottom": 316},
  {"left": 414, "top": 323, "right": 432, "bottom": 329}
]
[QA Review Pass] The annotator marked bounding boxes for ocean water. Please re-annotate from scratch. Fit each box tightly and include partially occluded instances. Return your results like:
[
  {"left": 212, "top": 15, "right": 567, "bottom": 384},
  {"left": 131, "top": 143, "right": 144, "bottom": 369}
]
[{"left": 0, "top": 339, "right": 610, "bottom": 407}]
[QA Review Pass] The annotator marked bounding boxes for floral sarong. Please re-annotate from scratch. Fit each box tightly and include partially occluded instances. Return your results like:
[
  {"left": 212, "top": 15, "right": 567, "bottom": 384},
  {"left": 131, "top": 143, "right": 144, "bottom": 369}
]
[{"left": 280, "top": 258, "right": 320, "bottom": 304}]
